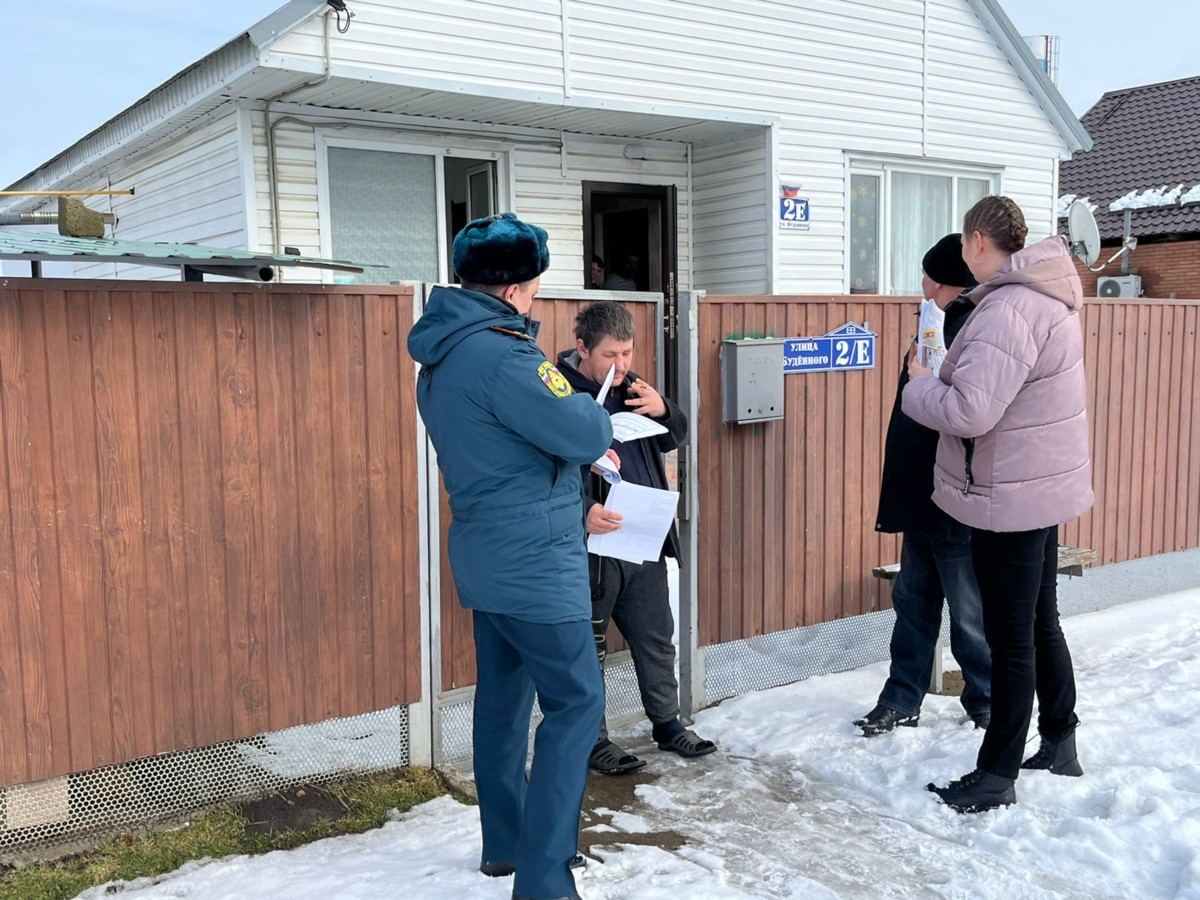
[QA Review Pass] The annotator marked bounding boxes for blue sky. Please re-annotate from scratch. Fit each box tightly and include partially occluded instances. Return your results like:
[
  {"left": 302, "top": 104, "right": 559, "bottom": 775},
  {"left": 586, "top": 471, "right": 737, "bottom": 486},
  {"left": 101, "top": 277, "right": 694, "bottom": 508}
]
[{"left": 0, "top": 1, "right": 1197, "bottom": 185}]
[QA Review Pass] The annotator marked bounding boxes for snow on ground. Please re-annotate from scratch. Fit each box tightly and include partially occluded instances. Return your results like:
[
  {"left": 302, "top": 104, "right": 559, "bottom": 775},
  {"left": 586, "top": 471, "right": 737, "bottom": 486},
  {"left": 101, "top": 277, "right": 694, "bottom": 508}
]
[{"left": 78, "top": 590, "right": 1200, "bottom": 900}]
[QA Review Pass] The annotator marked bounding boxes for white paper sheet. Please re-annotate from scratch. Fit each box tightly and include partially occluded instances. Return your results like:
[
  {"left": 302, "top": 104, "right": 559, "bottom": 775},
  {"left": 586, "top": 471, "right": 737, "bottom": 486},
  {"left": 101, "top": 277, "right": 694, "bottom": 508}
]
[
  {"left": 596, "top": 362, "right": 616, "bottom": 406},
  {"left": 610, "top": 411, "right": 669, "bottom": 442},
  {"left": 917, "top": 298, "right": 947, "bottom": 377},
  {"left": 587, "top": 481, "right": 679, "bottom": 563},
  {"left": 590, "top": 451, "right": 621, "bottom": 485}
]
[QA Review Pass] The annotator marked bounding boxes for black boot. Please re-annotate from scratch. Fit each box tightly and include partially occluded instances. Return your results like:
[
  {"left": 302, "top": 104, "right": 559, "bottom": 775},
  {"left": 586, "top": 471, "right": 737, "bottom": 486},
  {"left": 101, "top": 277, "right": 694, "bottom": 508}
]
[
  {"left": 926, "top": 769, "right": 1016, "bottom": 813},
  {"left": 854, "top": 703, "right": 918, "bottom": 736},
  {"left": 1021, "top": 728, "right": 1083, "bottom": 776}
]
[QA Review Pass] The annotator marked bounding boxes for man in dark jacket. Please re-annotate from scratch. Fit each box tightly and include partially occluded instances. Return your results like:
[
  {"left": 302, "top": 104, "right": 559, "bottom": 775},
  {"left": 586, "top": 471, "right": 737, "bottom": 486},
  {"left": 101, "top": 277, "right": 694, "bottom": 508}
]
[
  {"left": 855, "top": 233, "right": 992, "bottom": 736},
  {"left": 556, "top": 301, "right": 716, "bottom": 775},
  {"left": 408, "top": 213, "right": 613, "bottom": 900}
]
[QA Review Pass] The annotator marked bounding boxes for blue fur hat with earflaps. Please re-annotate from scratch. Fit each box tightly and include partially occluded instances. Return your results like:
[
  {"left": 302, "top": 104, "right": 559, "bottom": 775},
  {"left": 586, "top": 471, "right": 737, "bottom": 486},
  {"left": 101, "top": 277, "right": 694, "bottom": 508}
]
[{"left": 452, "top": 212, "right": 551, "bottom": 286}]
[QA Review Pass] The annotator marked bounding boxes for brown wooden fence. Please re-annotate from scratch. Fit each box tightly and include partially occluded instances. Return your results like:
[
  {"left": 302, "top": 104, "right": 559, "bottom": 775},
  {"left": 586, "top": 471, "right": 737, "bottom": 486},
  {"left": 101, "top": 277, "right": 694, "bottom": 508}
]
[
  {"left": 0, "top": 280, "right": 422, "bottom": 788},
  {"left": 1063, "top": 299, "right": 1200, "bottom": 562},
  {"left": 437, "top": 295, "right": 661, "bottom": 692},
  {"left": 3, "top": 281, "right": 1194, "bottom": 787},
  {"left": 696, "top": 295, "right": 1200, "bottom": 648}
]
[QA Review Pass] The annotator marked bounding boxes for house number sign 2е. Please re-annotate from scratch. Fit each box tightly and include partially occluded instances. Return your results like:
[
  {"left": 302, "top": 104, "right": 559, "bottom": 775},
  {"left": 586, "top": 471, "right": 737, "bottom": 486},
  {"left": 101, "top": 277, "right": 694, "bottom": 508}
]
[{"left": 783, "top": 322, "right": 876, "bottom": 373}]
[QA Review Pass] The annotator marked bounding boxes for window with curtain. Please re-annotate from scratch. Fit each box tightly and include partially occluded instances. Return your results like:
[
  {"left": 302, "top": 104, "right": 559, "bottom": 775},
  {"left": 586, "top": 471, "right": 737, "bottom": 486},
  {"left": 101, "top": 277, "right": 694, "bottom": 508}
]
[
  {"left": 849, "top": 174, "right": 880, "bottom": 293},
  {"left": 328, "top": 147, "right": 439, "bottom": 284},
  {"left": 848, "top": 163, "right": 996, "bottom": 294}
]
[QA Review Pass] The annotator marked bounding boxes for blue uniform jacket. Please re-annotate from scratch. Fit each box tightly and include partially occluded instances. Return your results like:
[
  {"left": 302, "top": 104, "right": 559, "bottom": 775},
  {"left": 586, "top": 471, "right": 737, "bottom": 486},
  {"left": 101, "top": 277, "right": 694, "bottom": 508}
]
[{"left": 408, "top": 285, "right": 614, "bottom": 623}]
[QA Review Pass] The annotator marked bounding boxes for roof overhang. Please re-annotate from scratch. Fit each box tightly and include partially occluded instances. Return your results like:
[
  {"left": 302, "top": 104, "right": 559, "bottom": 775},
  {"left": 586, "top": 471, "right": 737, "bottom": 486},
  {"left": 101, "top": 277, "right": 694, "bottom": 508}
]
[{"left": 0, "top": 230, "right": 365, "bottom": 279}]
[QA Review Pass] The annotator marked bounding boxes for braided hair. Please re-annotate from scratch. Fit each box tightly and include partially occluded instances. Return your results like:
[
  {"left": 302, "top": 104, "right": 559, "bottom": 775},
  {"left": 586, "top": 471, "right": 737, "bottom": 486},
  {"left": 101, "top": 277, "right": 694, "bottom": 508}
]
[{"left": 962, "top": 195, "right": 1028, "bottom": 254}]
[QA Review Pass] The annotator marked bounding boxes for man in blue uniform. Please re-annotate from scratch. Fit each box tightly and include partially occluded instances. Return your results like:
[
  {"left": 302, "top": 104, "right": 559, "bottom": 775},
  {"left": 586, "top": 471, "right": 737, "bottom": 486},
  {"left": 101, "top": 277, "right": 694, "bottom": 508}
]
[{"left": 408, "top": 213, "right": 614, "bottom": 900}]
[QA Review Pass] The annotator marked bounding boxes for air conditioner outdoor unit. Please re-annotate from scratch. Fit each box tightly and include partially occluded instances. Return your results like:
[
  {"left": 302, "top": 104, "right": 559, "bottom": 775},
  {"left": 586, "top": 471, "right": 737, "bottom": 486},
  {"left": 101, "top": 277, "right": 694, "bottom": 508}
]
[{"left": 1097, "top": 275, "right": 1141, "bottom": 298}]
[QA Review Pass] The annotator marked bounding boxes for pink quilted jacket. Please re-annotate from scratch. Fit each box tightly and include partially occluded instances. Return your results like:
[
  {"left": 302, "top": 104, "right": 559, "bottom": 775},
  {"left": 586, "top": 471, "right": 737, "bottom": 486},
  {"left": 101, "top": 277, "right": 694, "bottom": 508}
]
[{"left": 902, "top": 236, "right": 1094, "bottom": 532}]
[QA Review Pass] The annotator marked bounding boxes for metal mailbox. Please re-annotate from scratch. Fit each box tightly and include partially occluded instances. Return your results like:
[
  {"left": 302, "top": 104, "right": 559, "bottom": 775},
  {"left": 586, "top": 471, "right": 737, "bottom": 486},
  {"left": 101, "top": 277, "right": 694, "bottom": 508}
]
[{"left": 720, "top": 337, "right": 785, "bottom": 424}]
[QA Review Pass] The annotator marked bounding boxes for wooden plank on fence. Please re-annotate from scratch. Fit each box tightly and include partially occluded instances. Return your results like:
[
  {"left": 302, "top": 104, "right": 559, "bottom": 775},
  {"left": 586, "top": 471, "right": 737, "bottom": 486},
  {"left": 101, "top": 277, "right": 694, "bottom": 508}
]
[
  {"left": 0, "top": 290, "right": 31, "bottom": 784},
  {"left": 1129, "top": 304, "right": 1150, "bottom": 558},
  {"left": 17, "top": 294, "right": 69, "bottom": 777},
  {"left": 216, "top": 292, "right": 266, "bottom": 737},
  {"left": 92, "top": 289, "right": 149, "bottom": 764},
  {"left": 1163, "top": 307, "right": 1183, "bottom": 551},
  {"left": 698, "top": 303, "right": 723, "bottom": 645},
  {"left": 761, "top": 302, "right": 783, "bottom": 637},
  {"left": 1187, "top": 307, "right": 1200, "bottom": 548},
  {"left": 130, "top": 288, "right": 181, "bottom": 756},
  {"left": 1149, "top": 305, "right": 1169, "bottom": 555}
]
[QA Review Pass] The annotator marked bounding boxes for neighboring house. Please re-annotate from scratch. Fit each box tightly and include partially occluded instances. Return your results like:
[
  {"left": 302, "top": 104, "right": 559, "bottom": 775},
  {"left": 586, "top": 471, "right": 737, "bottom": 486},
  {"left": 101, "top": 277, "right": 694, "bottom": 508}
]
[
  {"left": 0, "top": 0, "right": 1087, "bottom": 303},
  {"left": 1058, "top": 75, "right": 1200, "bottom": 299}
]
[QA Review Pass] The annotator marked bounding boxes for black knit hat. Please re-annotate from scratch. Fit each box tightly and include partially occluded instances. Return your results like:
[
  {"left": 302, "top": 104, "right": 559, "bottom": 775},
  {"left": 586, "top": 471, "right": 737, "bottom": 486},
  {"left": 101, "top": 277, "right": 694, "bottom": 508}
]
[
  {"left": 452, "top": 212, "right": 550, "bottom": 286},
  {"left": 922, "top": 233, "right": 977, "bottom": 289}
]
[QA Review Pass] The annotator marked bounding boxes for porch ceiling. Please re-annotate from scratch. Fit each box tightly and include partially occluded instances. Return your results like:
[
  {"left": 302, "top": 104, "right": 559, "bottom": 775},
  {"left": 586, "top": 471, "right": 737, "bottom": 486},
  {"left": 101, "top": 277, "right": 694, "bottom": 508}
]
[{"left": 227, "top": 67, "right": 772, "bottom": 145}]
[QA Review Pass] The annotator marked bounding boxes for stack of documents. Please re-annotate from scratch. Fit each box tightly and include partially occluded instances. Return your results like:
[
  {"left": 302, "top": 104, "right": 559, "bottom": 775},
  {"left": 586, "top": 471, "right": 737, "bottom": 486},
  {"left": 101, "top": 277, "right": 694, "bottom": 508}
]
[
  {"left": 587, "top": 362, "right": 679, "bottom": 562},
  {"left": 587, "top": 481, "right": 679, "bottom": 564}
]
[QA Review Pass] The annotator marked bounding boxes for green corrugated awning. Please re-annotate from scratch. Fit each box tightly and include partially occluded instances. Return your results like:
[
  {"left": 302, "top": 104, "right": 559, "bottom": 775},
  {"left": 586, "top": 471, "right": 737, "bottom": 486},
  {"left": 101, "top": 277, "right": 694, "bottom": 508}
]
[{"left": 0, "top": 230, "right": 368, "bottom": 278}]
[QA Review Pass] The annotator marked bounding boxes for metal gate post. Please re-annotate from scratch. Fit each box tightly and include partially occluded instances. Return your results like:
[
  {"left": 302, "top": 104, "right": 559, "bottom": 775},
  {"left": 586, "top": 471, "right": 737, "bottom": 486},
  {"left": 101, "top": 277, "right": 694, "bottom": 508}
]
[
  {"left": 676, "top": 290, "right": 705, "bottom": 716},
  {"left": 414, "top": 284, "right": 444, "bottom": 767}
]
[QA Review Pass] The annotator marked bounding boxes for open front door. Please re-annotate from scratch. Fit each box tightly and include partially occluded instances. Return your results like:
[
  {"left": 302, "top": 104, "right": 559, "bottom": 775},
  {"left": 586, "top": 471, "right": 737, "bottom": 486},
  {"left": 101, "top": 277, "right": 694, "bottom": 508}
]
[{"left": 583, "top": 182, "right": 679, "bottom": 396}]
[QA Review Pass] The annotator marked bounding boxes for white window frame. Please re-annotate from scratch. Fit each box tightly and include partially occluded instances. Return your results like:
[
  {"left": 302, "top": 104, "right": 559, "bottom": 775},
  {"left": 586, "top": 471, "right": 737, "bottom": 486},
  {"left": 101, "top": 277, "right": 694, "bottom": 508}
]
[
  {"left": 315, "top": 130, "right": 512, "bottom": 285},
  {"left": 844, "top": 157, "right": 1001, "bottom": 295}
]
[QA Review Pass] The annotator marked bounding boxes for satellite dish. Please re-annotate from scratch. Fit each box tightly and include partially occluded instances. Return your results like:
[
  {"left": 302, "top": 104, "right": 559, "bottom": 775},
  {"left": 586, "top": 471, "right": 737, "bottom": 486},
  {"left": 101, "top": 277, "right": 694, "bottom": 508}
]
[{"left": 1067, "top": 200, "right": 1101, "bottom": 267}]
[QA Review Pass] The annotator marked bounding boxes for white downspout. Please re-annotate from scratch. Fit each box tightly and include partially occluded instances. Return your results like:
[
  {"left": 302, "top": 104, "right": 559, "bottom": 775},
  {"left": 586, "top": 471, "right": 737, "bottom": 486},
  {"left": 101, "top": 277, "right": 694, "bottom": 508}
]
[{"left": 264, "top": 10, "right": 334, "bottom": 256}]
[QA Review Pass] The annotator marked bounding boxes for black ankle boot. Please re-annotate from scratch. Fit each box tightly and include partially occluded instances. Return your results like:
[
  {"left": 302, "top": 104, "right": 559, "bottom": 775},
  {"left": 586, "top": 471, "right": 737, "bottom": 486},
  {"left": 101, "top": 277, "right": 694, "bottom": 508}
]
[
  {"left": 926, "top": 769, "right": 1016, "bottom": 813},
  {"left": 854, "top": 703, "right": 918, "bottom": 736},
  {"left": 1021, "top": 728, "right": 1083, "bottom": 776}
]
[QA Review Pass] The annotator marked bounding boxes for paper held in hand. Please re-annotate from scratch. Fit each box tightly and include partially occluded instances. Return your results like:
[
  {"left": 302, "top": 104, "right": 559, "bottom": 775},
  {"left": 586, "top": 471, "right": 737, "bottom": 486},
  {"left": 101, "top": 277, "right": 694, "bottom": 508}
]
[
  {"left": 589, "top": 363, "right": 670, "bottom": 476},
  {"left": 917, "top": 299, "right": 947, "bottom": 377},
  {"left": 587, "top": 481, "right": 679, "bottom": 564}
]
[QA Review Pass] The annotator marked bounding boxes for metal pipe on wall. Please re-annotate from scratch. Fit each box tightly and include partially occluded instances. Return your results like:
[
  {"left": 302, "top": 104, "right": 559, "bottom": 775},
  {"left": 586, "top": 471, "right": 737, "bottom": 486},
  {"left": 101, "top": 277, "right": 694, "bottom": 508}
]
[{"left": 265, "top": 10, "right": 334, "bottom": 255}]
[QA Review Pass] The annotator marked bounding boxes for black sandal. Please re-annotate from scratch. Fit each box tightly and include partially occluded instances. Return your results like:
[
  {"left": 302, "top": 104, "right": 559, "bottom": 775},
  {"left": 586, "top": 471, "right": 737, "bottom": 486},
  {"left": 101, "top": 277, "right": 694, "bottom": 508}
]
[
  {"left": 657, "top": 730, "right": 717, "bottom": 758},
  {"left": 588, "top": 739, "right": 647, "bottom": 775}
]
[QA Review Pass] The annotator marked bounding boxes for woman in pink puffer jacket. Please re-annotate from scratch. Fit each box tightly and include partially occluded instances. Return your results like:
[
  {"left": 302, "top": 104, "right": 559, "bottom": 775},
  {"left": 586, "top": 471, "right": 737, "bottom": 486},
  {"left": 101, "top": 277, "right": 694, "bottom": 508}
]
[{"left": 902, "top": 196, "right": 1094, "bottom": 814}]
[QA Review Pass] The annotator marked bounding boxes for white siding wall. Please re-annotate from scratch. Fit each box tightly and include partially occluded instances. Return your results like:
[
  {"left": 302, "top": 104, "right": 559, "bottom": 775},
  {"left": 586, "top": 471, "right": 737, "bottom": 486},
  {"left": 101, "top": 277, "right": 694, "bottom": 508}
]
[
  {"left": 245, "top": 0, "right": 1067, "bottom": 293},
  {"left": 924, "top": 0, "right": 1063, "bottom": 236},
  {"left": 74, "top": 109, "right": 246, "bottom": 280},
  {"left": 266, "top": 0, "right": 565, "bottom": 98},
  {"left": 514, "top": 136, "right": 691, "bottom": 293},
  {"left": 565, "top": 0, "right": 1069, "bottom": 293},
  {"left": 248, "top": 112, "right": 692, "bottom": 290},
  {"left": 691, "top": 135, "right": 770, "bottom": 294}
]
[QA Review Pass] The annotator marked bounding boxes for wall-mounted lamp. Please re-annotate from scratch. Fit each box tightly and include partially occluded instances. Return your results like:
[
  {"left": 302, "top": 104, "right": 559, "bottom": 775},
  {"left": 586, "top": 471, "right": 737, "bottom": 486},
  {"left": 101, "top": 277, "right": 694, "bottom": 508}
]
[{"left": 623, "top": 145, "right": 647, "bottom": 160}]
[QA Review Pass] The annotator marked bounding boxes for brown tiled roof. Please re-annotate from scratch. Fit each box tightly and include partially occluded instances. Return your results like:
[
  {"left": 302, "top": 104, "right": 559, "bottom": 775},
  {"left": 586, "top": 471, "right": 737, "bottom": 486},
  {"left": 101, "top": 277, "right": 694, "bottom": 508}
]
[{"left": 1059, "top": 75, "right": 1200, "bottom": 241}]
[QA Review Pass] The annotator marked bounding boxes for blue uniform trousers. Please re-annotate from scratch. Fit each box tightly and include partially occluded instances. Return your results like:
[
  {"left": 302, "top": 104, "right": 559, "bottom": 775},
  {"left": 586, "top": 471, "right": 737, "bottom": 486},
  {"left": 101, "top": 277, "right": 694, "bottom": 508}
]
[{"left": 472, "top": 610, "right": 604, "bottom": 900}]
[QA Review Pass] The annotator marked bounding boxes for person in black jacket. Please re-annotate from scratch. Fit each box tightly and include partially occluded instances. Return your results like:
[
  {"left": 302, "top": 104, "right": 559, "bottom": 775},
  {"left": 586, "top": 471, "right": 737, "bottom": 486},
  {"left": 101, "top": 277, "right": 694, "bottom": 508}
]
[
  {"left": 557, "top": 301, "right": 717, "bottom": 774},
  {"left": 855, "top": 233, "right": 992, "bottom": 736}
]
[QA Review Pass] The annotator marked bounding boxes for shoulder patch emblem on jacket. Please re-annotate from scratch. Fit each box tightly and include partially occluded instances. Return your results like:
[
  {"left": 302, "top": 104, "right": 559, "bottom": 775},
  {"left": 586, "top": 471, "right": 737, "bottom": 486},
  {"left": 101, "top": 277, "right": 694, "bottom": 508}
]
[{"left": 537, "top": 361, "right": 573, "bottom": 398}]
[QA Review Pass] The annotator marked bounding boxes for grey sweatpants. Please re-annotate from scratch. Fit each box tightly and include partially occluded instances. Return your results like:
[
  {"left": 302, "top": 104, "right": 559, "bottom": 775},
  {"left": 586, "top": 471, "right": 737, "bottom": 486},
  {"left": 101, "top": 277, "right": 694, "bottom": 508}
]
[{"left": 592, "top": 556, "right": 680, "bottom": 739}]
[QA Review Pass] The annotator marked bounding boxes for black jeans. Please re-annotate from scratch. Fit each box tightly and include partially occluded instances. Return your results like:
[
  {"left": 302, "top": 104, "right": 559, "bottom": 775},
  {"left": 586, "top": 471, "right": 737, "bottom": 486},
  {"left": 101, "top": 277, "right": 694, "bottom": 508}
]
[
  {"left": 972, "top": 524, "right": 1079, "bottom": 780},
  {"left": 591, "top": 557, "right": 680, "bottom": 739}
]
